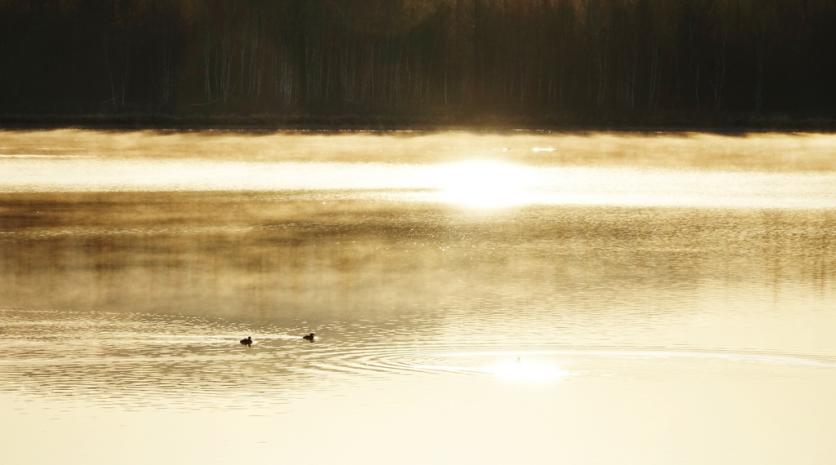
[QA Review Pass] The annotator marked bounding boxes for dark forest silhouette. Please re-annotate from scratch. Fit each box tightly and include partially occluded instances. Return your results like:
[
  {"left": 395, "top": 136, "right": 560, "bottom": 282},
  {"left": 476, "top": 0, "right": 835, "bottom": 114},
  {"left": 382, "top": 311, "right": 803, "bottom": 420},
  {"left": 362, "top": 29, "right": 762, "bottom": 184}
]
[{"left": 1, "top": 0, "right": 835, "bottom": 126}]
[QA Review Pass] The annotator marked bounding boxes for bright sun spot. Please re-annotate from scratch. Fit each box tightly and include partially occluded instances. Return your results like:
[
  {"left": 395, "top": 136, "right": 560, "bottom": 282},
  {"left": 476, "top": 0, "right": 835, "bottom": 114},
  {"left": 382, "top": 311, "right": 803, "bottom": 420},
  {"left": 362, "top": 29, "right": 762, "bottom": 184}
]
[
  {"left": 432, "top": 160, "right": 540, "bottom": 209},
  {"left": 486, "top": 358, "right": 568, "bottom": 384}
]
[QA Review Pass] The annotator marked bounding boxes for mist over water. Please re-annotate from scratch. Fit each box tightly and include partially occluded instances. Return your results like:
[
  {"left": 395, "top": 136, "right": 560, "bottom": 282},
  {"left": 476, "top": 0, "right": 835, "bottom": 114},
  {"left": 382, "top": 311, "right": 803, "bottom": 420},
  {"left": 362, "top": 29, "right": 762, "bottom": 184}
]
[{"left": 1, "top": 130, "right": 835, "bottom": 464}]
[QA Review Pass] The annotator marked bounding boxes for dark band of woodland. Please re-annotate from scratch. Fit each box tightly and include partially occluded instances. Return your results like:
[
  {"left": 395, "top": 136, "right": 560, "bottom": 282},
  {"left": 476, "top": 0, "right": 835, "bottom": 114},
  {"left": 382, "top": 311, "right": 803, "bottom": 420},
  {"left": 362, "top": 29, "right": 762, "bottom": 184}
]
[{"left": 1, "top": 0, "right": 835, "bottom": 128}]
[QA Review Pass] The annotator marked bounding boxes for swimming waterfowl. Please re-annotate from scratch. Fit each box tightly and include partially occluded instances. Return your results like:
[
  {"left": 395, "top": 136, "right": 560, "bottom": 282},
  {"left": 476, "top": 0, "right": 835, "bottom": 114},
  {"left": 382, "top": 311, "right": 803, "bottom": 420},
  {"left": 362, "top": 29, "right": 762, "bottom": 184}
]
[
  {"left": 240, "top": 336, "right": 252, "bottom": 346},
  {"left": 302, "top": 333, "right": 315, "bottom": 342}
]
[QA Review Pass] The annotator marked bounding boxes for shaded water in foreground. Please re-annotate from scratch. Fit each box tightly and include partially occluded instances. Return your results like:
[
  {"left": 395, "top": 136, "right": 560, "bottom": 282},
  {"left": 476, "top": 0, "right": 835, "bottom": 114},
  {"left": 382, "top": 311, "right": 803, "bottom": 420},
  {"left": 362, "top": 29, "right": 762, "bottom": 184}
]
[{"left": 1, "top": 131, "right": 835, "bottom": 464}]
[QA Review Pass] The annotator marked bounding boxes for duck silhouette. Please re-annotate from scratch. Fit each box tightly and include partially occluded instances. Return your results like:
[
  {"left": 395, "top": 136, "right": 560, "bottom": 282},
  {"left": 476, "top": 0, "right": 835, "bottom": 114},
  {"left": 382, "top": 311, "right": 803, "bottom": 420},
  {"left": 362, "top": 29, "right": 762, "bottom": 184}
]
[
  {"left": 302, "top": 333, "right": 315, "bottom": 342},
  {"left": 240, "top": 336, "right": 253, "bottom": 346}
]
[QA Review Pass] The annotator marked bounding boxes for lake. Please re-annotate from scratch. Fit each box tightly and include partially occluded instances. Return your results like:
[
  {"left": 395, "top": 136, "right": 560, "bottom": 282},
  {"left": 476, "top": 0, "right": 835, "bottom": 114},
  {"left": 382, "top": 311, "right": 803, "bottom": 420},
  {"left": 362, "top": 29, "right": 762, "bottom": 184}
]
[{"left": 1, "top": 130, "right": 835, "bottom": 464}]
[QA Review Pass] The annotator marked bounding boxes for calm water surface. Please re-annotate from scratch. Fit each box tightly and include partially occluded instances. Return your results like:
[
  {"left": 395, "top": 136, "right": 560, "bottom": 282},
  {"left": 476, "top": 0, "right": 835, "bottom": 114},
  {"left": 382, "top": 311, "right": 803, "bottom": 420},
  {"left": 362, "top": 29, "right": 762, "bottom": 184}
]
[{"left": 1, "top": 130, "right": 835, "bottom": 464}]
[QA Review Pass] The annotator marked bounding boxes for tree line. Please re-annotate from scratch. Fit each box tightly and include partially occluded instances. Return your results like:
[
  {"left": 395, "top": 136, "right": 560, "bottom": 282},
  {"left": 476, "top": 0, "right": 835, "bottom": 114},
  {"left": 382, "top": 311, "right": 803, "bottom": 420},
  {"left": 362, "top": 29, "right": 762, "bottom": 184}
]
[{"left": 1, "top": 0, "right": 835, "bottom": 124}]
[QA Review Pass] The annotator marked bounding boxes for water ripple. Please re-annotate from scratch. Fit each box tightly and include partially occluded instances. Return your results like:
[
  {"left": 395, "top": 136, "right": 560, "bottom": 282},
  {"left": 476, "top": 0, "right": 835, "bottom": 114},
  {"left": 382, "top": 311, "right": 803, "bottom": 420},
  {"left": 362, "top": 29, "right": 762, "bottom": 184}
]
[{"left": 2, "top": 308, "right": 835, "bottom": 410}]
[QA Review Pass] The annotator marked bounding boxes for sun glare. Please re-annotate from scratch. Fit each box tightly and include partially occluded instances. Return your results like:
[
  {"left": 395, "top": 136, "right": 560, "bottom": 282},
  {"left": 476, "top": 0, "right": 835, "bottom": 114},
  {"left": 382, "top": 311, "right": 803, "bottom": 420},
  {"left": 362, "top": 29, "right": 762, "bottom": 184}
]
[
  {"left": 431, "top": 160, "right": 541, "bottom": 209},
  {"left": 485, "top": 358, "right": 568, "bottom": 384}
]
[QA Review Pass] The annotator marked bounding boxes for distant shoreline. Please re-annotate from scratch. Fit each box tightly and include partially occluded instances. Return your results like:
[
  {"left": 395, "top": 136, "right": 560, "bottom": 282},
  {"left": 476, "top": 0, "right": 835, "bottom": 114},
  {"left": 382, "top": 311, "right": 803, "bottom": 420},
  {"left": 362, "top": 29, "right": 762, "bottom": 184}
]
[{"left": 2, "top": 113, "right": 836, "bottom": 134}]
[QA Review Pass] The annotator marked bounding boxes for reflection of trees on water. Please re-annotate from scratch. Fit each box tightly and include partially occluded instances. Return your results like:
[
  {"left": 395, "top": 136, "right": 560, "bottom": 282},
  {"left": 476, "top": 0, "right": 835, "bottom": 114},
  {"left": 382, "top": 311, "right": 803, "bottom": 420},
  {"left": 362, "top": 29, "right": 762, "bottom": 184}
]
[
  {"left": 1, "top": 192, "right": 832, "bottom": 319},
  {"left": 1, "top": 192, "right": 835, "bottom": 406}
]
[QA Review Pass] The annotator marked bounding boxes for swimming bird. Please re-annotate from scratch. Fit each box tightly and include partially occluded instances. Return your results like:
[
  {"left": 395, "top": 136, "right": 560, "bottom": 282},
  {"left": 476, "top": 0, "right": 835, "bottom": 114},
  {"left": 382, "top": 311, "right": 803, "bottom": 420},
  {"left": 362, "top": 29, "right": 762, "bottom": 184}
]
[
  {"left": 302, "top": 333, "right": 315, "bottom": 342},
  {"left": 240, "top": 336, "right": 252, "bottom": 346}
]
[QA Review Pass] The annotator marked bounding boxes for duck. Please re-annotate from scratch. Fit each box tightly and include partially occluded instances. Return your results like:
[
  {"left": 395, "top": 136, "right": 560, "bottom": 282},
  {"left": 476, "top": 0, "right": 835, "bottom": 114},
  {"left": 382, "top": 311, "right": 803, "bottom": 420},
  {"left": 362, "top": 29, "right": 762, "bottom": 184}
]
[
  {"left": 240, "top": 336, "right": 253, "bottom": 346},
  {"left": 302, "top": 332, "right": 315, "bottom": 342}
]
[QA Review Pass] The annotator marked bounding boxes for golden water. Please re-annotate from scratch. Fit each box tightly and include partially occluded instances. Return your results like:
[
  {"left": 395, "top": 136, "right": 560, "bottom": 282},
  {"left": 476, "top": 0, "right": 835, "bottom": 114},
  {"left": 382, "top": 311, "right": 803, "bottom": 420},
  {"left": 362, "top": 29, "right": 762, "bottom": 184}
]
[{"left": 1, "top": 130, "right": 835, "bottom": 464}]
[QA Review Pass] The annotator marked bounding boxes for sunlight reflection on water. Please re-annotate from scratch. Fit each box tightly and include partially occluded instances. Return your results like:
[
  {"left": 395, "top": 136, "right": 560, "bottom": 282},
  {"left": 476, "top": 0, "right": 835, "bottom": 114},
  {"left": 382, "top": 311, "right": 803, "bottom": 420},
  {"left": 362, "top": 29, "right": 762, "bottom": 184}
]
[
  {"left": 1, "top": 158, "right": 834, "bottom": 209},
  {"left": 3, "top": 307, "right": 836, "bottom": 409},
  {"left": 2, "top": 130, "right": 836, "bottom": 465}
]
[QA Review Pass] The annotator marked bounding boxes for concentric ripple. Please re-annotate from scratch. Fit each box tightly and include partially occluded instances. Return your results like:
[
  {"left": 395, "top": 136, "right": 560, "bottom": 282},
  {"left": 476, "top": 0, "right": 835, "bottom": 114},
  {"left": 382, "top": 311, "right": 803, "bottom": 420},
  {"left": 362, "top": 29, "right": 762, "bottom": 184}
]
[
  {"left": 3, "top": 308, "right": 836, "bottom": 409},
  {"left": 301, "top": 341, "right": 836, "bottom": 378}
]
